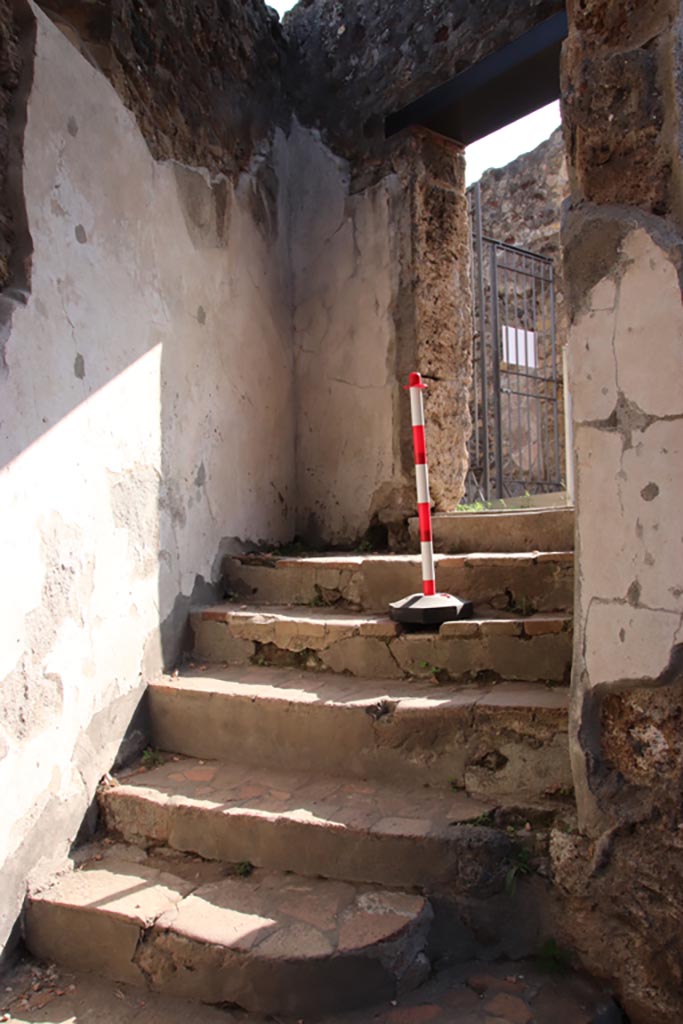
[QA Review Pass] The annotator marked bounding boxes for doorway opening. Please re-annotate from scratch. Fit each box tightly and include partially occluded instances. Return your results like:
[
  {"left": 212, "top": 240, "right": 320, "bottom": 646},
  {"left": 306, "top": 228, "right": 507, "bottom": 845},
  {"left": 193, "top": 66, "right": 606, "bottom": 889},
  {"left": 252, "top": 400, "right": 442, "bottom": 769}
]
[{"left": 465, "top": 178, "right": 564, "bottom": 504}]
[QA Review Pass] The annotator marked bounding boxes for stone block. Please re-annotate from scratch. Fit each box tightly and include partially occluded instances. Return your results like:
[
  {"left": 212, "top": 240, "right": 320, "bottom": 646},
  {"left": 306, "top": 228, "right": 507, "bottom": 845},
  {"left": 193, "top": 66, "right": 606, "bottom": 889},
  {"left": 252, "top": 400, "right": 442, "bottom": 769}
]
[
  {"left": 191, "top": 619, "right": 255, "bottom": 665},
  {"left": 564, "top": 43, "right": 668, "bottom": 212},
  {"left": 322, "top": 636, "right": 404, "bottom": 678},
  {"left": 584, "top": 601, "right": 680, "bottom": 686}
]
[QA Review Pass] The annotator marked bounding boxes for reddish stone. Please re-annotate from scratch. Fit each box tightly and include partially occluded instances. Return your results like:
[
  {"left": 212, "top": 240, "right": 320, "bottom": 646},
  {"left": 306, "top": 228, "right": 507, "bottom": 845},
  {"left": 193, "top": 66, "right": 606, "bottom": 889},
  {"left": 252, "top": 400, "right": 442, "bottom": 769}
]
[
  {"left": 184, "top": 766, "right": 216, "bottom": 783},
  {"left": 337, "top": 909, "right": 409, "bottom": 951},
  {"left": 484, "top": 992, "right": 532, "bottom": 1023},
  {"left": 238, "top": 784, "right": 267, "bottom": 798},
  {"left": 442, "top": 986, "right": 481, "bottom": 1011}
]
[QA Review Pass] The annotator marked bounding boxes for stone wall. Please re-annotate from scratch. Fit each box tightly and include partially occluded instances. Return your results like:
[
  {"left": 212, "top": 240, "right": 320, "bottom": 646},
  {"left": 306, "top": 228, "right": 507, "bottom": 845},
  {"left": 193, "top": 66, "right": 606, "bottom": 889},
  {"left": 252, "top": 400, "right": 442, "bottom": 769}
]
[
  {"left": 555, "top": 2, "right": 683, "bottom": 1021},
  {"left": 0, "top": 4, "right": 294, "bottom": 956},
  {"left": 284, "top": 0, "right": 565, "bottom": 166},
  {"left": 473, "top": 126, "right": 569, "bottom": 335},
  {"left": 0, "top": 0, "right": 28, "bottom": 293},
  {"left": 286, "top": 123, "right": 400, "bottom": 544},
  {"left": 38, "top": 0, "right": 288, "bottom": 182},
  {"left": 287, "top": 124, "right": 471, "bottom": 545}
]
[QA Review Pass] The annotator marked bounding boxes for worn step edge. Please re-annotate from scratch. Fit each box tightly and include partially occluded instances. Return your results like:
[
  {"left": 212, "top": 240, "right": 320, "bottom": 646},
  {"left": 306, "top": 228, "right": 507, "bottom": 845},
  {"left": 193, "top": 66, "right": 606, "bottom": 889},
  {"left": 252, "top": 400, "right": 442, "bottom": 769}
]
[
  {"left": 409, "top": 507, "right": 575, "bottom": 554},
  {"left": 100, "top": 759, "right": 515, "bottom": 889},
  {"left": 223, "top": 551, "right": 574, "bottom": 614},
  {"left": 26, "top": 858, "right": 433, "bottom": 1015},
  {"left": 230, "top": 551, "right": 574, "bottom": 569},
  {"left": 148, "top": 670, "right": 572, "bottom": 799},
  {"left": 190, "top": 606, "right": 573, "bottom": 684},
  {"left": 195, "top": 605, "right": 571, "bottom": 638}
]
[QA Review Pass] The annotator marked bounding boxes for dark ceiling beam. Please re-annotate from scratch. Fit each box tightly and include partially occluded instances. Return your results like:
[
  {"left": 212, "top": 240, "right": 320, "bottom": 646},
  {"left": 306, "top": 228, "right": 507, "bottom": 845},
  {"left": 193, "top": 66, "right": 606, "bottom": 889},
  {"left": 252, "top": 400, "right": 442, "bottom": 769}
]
[{"left": 385, "top": 11, "right": 568, "bottom": 146}]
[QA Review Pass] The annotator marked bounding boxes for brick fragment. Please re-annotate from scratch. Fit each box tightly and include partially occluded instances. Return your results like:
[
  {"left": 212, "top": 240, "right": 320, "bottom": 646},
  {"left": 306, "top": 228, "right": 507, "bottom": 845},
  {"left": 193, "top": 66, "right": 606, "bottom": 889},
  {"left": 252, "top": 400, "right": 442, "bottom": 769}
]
[{"left": 484, "top": 992, "right": 533, "bottom": 1023}]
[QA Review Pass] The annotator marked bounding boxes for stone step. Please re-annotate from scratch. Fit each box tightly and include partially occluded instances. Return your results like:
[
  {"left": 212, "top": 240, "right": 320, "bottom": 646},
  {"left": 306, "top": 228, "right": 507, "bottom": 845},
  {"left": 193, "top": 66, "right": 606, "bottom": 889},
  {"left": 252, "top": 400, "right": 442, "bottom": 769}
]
[
  {"left": 148, "top": 667, "right": 572, "bottom": 801},
  {"left": 223, "top": 550, "right": 574, "bottom": 614},
  {"left": 408, "top": 507, "right": 575, "bottom": 554},
  {"left": 99, "top": 755, "right": 533, "bottom": 890},
  {"left": 25, "top": 850, "right": 432, "bottom": 1016},
  {"left": 190, "top": 604, "right": 572, "bottom": 684}
]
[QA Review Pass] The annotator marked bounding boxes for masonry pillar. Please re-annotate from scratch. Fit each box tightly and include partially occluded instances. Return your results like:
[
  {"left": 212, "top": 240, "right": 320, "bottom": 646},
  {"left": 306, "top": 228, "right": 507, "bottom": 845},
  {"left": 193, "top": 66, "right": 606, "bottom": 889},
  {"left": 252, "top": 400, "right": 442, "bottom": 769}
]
[
  {"left": 551, "top": 2, "right": 683, "bottom": 1019},
  {"left": 380, "top": 128, "right": 473, "bottom": 536}
]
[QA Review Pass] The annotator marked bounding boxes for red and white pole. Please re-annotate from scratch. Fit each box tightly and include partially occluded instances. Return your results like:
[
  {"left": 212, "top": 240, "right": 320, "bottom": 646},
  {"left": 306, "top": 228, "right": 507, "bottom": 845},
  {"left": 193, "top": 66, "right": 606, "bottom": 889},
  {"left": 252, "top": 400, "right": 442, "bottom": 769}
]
[
  {"left": 388, "top": 371, "right": 473, "bottom": 626},
  {"left": 406, "top": 371, "right": 436, "bottom": 596}
]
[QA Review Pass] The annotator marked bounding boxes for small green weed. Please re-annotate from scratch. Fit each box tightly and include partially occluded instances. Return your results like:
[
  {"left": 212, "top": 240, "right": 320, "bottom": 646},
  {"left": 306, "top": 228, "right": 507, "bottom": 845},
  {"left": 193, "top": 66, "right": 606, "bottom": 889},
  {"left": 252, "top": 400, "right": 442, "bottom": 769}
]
[
  {"left": 141, "top": 747, "right": 165, "bottom": 769},
  {"left": 504, "top": 845, "right": 534, "bottom": 895},
  {"left": 457, "top": 498, "right": 508, "bottom": 512},
  {"left": 510, "top": 595, "right": 537, "bottom": 617},
  {"left": 468, "top": 811, "right": 495, "bottom": 827},
  {"left": 235, "top": 861, "right": 254, "bottom": 878},
  {"left": 537, "top": 937, "right": 572, "bottom": 975}
]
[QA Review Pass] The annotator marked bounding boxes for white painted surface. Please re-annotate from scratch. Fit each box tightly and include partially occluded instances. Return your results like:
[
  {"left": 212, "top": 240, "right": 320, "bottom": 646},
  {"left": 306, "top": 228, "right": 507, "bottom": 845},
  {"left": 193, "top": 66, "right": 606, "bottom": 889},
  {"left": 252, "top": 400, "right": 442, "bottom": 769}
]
[
  {"left": 568, "top": 226, "right": 683, "bottom": 763},
  {"left": 287, "top": 123, "right": 399, "bottom": 543},
  {"left": 0, "top": 8, "right": 294, "bottom": 949}
]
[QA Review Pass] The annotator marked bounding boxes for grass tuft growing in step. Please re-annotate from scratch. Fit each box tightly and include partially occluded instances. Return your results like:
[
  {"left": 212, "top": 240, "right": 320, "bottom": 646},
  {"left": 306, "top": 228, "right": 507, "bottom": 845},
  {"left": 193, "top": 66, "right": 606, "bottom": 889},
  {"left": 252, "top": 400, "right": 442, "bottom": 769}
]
[{"left": 141, "top": 747, "right": 166, "bottom": 769}]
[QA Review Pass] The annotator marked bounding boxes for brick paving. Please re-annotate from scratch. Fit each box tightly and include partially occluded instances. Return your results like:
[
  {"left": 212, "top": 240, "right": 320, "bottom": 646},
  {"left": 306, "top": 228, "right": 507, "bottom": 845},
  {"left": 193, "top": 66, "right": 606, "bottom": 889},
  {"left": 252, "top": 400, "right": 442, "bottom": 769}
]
[
  {"left": 2, "top": 954, "right": 620, "bottom": 1024},
  {"left": 114, "top": 753, "right": 497, "bottom": 835}
]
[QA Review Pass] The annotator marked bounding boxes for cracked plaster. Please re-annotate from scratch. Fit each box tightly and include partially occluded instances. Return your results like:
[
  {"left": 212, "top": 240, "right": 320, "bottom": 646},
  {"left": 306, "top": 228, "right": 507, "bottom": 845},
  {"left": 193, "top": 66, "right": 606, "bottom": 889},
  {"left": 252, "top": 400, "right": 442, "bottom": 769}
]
[
  {"left": 569, "top": 229, "right": 683, "bottom": 694},
  {"left": 558, "top": 5, "right": 683, "bottom": 1014}
]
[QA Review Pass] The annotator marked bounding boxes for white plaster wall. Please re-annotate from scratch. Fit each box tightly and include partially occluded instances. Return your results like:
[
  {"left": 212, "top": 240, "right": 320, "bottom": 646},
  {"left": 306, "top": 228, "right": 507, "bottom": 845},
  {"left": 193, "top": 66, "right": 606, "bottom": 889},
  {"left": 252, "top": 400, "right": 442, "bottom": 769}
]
[
  {"left": 567, "top": 226, "right": 683, "bottom": 828},
  {"left": 568, "top": 228, "right": 683, "bottom": 686},
  {"left": 286, "top": 124, "right": 400, "bottom": 544},
  {"left": 0, "top": 7, "right": 294, "bottom": 951}
]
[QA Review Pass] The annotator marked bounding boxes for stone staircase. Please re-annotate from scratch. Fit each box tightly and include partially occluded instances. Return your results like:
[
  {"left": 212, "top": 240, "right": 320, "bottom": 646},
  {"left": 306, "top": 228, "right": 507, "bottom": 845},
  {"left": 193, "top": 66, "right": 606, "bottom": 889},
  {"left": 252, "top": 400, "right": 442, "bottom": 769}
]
[{"left": 25, "top": 507, "right": 576, "bottom": 1017}]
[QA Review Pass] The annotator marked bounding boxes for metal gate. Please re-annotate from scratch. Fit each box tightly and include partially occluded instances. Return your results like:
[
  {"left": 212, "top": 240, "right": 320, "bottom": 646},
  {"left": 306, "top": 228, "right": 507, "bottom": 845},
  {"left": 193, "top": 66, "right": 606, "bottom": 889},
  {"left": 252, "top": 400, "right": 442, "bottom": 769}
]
[{"left": 465, "top": 181, "right": 563, "bottom": 503}]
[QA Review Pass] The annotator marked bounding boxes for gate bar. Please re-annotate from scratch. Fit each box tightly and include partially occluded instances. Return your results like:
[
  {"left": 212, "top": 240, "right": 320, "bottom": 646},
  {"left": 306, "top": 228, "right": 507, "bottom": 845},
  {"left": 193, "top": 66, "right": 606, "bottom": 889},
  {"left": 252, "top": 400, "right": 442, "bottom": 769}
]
[
  {"left": 473, "top": 182, "right": 491, "bottom": 499},
  {"left": 489, "top": 249, "right": 504, "bottom": 499}
]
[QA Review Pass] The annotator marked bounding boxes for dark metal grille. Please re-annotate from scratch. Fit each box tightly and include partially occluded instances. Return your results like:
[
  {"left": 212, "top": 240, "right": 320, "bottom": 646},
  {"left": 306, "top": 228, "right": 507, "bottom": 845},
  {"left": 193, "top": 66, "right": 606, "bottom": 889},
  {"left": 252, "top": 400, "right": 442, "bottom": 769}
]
[{"left": 465, "top": 181, "right": 563, "bottom": 503}]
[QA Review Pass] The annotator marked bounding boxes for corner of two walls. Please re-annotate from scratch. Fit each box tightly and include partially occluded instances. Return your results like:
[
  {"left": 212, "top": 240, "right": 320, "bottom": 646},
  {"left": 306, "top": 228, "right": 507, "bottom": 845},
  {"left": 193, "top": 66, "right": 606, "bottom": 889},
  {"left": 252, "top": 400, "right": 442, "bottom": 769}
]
[
  {"left": 0, "top": 4, "right": 294, "bottom": 955},
  {"left": 286, "top": 120, "right": 400, "bottom": 547},
  {"left": 288, "top": 122, "right": 472, "bottom": 548}
]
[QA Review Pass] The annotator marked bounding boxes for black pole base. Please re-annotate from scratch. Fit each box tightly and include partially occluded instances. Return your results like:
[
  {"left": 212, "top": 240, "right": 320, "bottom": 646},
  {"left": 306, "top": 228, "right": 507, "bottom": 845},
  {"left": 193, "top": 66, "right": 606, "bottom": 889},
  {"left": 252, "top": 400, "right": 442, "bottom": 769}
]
[{"left": 388, "top": 592, "right": 474, "bottom": 626}]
